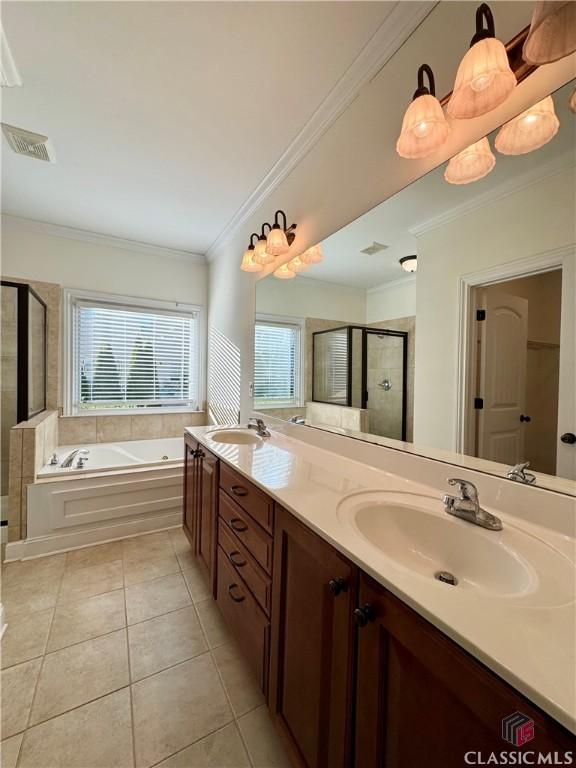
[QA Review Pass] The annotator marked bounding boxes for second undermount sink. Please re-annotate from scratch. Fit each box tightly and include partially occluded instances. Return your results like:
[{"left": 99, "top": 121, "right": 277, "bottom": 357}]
[
  {"left": 207, "top": 428, "right": 262, "bottom": 446},
  {"left": 337, "top": 491, "right": 574, "bottom": 607}
]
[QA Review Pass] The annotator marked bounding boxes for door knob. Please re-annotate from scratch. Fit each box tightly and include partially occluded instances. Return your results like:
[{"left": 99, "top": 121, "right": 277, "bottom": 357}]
[
  {"left": 353, "top": 604, "right": 375, "bottom": 628},
  {"left": 328, "top": 578, "right": 347, "bottom": 597},
  {"left": 561, "top": 432, "right": 576, "bottom": 445},
  {"left": 520, "top": 414, "right": 531, "bottom": 423}
]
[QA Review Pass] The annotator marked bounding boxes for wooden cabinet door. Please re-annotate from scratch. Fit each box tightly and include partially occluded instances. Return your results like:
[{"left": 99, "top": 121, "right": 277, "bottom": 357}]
[
  {"left": 355, "top": 573, "right": 576, "bottom": 768},
  {"left": 269, "top": 505, "right": 357, "bottom": 768},
  {"left": 197, "top": 446, "right": 219, "bottom": 596},
  {"left": 183, "top": 436, "right": 199, "bottom": 548}
]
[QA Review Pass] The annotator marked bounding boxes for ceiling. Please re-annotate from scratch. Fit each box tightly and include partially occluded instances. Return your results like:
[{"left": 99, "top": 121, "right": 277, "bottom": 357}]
[
  {"left": 312, "top": 79, "right": 576, "bottom": 289},
  {"left": 1, "top": 1, "right": 403, "bottom": 254}
]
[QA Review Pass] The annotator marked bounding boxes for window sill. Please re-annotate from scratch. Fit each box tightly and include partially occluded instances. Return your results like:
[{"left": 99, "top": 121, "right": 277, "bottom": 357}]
[{"left": 64, "top": 409, "right": 206, "bottom": 418}]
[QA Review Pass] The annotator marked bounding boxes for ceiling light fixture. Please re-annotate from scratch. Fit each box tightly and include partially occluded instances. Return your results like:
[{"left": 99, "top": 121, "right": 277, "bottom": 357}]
[
  {"left": 253, "top": 225, "right": 275, "bottom": 265},
  {"left": 399, "top": 255, "right": 418, "bottom": 273},
  {"left": 495, "top": 95, "right": 559, "bottom": 155},
  {"left": 397, "top": 64, "right": 449, "bottom": 159},
  {"left": 444, "top": 136, "right": 495, "bottom": 185},
  {"left": 447, "top": 3, "right": 516, "bottom": 120},
  {"left": 240, "top": 233, "right": 264, "bottom": 273},
  {"left": 523, "top": 1, "right": 576, "bottom": 65},
  {"left": 273, "top": 263, "right": 296, "bottom": 280},
  {"left": 266, "top": 210, "right": 296, "bottom": 257},
  {"left": 301, "top": 244, "right": 324, "bottom": 264}
]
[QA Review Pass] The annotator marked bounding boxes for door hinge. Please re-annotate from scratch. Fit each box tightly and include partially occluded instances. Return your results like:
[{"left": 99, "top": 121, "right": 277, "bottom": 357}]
[
  {"left": 474, "top": 397, "right": 484, "bottom": 410},
  {"left": 476, "top": 309, "right": 486, "bottom": 321}
]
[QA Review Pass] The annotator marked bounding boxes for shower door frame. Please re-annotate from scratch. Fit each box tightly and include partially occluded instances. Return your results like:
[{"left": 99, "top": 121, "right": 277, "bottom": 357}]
[
  {"left": 361, "top": 328, "right": 408, "bottom": 442},
  {"left": 1, "top": 280, "right": 48, "bottom": 423}
]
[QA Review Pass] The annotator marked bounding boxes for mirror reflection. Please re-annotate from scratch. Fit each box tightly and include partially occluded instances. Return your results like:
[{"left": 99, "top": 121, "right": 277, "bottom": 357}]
[{"left": 255, "top": 79, "right": 575, "bottom": 492}]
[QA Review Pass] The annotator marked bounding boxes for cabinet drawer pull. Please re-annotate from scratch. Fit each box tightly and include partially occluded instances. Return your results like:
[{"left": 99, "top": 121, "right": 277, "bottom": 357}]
[
  {"left": 228, "top": 583, "right": 246, "bottom": 603},
  {"left": 229, "top": 518, "right": 248, "bottom": 533},
  {"left": 354, "top": 604, "right": 375, "bottom": 628},
  {"left": 328, "top": 577, "right": 347, "bottom": 597},
  {"left": 231, "top": 485, "right": 249, "bottom": 497},
  {"left": 228, "top": 551, "right": 247, "bottom": 568}
]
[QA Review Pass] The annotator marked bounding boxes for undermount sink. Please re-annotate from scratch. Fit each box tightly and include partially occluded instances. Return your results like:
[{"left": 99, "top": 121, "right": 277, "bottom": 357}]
[
  {"left": 207, "top": 429, "right": 262, "bottom": 446},
  {"left": 337, "top": 491, "right": 574, "bottom": 607}
]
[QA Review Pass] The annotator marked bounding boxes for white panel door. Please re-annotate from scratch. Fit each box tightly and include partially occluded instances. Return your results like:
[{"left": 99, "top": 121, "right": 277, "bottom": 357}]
[{"left": 477, "top": 291, "right": 529, "bottom": 465}]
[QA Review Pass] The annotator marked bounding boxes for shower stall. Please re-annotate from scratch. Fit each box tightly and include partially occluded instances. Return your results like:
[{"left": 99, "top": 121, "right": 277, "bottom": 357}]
[{"left": 312, "top": 325, "right": 408, "bottom": 440}]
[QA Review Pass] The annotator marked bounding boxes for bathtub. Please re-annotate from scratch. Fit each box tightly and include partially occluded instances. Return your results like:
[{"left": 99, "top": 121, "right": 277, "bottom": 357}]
[
  {"left": 38, "top": 437, "right": 184, "bottom": 478},
  {"left": 19, "top": 437, "right": 185, "bottom": 559}
]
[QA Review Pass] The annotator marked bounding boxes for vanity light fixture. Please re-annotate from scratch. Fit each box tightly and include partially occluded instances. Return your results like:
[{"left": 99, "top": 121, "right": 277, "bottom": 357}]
[
  {"left": 273, "top": 263, "right": 296, "bottom": 280},
  {"left": 495, "top": 95, "right": 559, "bottom": 155},
  {"left": 399, "top": 255, "right": 417, "bottom": 273},
  {"left": 396, "top": 64, "right": 449, "bottom": 159},
  {"left": 253, "top": 225, "right": 275, "bottom": 265},
  {"left": 288, "top": 255, "right": 309, "bottom": 273},
  {"left": 240, "top": 233, "right": 264, "bottom": 273},
  {"left": 266, "top": 210, "right": 296, "bottom": 257},
  {"left": 444, "top": 136, "right": 495, "bottom": 185},
  {"left": 569, "top": 88, "right": 576, "bottom": 114},
  {"left": 447, "top": 3, "right": 516, "bottom": 120},
  {"left": 301, "top": 244, "right": 324, "bottom": 264},
  {"left": 523, "top": 1, "right": 576, "bottom": 65}
]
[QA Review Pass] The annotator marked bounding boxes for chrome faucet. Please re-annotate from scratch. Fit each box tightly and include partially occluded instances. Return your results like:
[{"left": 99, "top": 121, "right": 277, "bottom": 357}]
[
  {"left": 247, "top": 418, "right": 271, "bottom": 438},
  {"left": 507, "top": 461, "right": 536, "bottom": 485},
  {"left": 60, "top": 448, "right": 89, "bottom": 468},
  {"left": 443, "top": 478, "right": 502, "bottom": 531}
]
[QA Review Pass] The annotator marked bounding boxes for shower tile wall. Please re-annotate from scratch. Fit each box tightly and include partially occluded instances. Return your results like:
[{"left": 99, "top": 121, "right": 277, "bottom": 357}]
[
  {"left": 1, "top": 285, "right": 18, "bottom": 499},
  {"left": 366, "top": 334, "right": 404, "bottom": 440}
]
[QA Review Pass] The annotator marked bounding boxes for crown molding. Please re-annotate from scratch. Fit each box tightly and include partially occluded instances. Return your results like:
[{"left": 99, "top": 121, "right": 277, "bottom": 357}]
[
  {"left": 367, "top": 274, "right": 417, "bottom": 294},
  {"left": 205, "top": 0, "right": 436, "bottom": 261},
  {"left": 409, "top": 150, "right": 575, "bottom": 238},
  {"left": 1, "top": 215, "right": 206, "bottom": 264}
]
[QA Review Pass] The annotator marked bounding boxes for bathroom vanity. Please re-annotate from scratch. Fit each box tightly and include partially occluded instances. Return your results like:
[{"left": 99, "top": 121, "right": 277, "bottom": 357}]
[{"left": 183, "top": 427, "right": 575, "bottom": 766}]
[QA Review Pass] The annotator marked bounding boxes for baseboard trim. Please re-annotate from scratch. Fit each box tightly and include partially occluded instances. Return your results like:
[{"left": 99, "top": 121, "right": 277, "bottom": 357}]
[{"left": 4, "top": 512, "right": 182, "bottom": 561}]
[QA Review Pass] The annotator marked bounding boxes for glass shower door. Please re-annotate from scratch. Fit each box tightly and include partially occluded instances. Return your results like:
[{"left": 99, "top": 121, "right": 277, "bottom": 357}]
[{"left": 363, "top": 330, "right": 406, "bottom": 440}]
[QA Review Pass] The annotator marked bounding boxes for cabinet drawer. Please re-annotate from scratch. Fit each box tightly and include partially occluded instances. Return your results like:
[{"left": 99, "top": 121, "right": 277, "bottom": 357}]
[
  {"left": 216, "top": 547, "right": 270, "bottom": 693},
  {"left": 219, "top": 491, "right": 273, "bottom": 575},
  {"left": 219, "top": 520, "right": 271, "bottom": 616},
  {"left": 220, "top": 463, "right": 274, "bottom": 534}
]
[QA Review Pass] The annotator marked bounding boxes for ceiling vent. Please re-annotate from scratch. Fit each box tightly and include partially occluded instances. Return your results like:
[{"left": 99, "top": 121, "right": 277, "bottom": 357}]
[
  {"left": 2, "top": 123, "right": 54, "bottom": 162},
  {"left": 360, "top": 241, "right": 388, "bottom": 255}
]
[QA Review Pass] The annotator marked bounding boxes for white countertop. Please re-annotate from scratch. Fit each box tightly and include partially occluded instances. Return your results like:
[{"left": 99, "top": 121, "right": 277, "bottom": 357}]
[{"left": 187, "top": 425, "right": 576, "bottom": 734}]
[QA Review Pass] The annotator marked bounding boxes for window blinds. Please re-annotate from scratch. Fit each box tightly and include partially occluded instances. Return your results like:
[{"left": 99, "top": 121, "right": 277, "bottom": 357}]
[
  {"left": 254, "top": 320, "right": 301, "bottom": 408},
  {"left": 74, "top": 300, "right": 199, "bottom": 411}
]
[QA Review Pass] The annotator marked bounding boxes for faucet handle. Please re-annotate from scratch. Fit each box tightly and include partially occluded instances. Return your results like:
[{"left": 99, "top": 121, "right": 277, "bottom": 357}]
[{"left": 447, "top": 478, "right": 478, "bottom": 501}]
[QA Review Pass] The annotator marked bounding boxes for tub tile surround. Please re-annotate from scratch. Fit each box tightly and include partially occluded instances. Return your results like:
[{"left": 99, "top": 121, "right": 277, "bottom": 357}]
[
  {"left": 192, "top": 422, "right": 576, "bottom": 734},
  {"left": 0, "top": 528, "right": 289, "bottom": 767},
  {"left": 58, "top": 411, "right": 207, "bottom": 446}
]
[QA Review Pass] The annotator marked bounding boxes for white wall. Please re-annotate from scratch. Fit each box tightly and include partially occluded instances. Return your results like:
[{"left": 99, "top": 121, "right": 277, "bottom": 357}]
[
  {"left": 366, "top": 278, "right": 416, "bottom": 324},
  {"left": 205, "top": 1, "right": 573, "bottom": 425},
  {"left": 1, "top": 218, "right": 207, "bottom": 306},
  {"left": 256, "top": 276, "right": 366, "bottom": 323},
  {"left": 413, "top": 168, "right": 576, "bottom": 452}
]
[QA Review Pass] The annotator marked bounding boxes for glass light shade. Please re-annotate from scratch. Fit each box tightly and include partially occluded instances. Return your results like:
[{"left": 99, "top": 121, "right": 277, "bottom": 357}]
[
  {"left": 253, "top": 237, "right": 275, "bottom": 265},
  {"left": 288, "top": 256, "right": 308, "bottom": 273},
  {"left": 301, "top": 244, "right": 324, "bottom": 264},
  {"left": 399, "top": 255, "right": 417, "bottom": 273},
  {"left": 240, "top": 247, "right": 263, "bottom": 273},
  {"left": 444, "top": 137, "right": 495, "bottom": 185},
  {"left": 266, "top": 226, "right": 290, "bottom": 257},
  {"left": 396, "top": 94, "right": 450, "bottom": 159},
  {"left": 570, "top": 88, "right": 576, "bottom": 114},
  {"left": 447, "top": 38, "right": 516, "bottom": 119},
  {"left": 495, "top": 96, "right": 559, "bottom": 155},
  {"left": 523, "top": 1, "right": 576, "bottom": 64},
  {"left": 273, "top": 263, "right": 296, "bottom": 280}
]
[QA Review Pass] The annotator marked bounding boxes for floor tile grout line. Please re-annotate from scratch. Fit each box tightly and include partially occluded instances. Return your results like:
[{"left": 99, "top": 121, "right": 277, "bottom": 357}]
[
  {"left": 146, "top": 719, "right": 242, "bottom": 768},
  {"left": 129, "top": 643, "right": 211, "bottom": 687},
  {"left": 121, "top": 554, "right": 138, "bottom": 768}
]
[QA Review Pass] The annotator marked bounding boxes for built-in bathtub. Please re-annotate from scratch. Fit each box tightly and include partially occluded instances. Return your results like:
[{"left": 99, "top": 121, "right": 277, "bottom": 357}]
[{"left": 18, "top": 437, "right": 185, "bottom": 559}]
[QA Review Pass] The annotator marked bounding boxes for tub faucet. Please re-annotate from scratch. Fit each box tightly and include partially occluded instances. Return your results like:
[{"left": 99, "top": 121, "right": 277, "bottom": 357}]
[
  {"left": 247, "top": 418, "right": 271, "bottom": 438},
  {"left": 443, "top": 478, "right": 502, "bottom": 531},
  {"left": 61, "top": 448, "right": 89, "bottom": 468}
]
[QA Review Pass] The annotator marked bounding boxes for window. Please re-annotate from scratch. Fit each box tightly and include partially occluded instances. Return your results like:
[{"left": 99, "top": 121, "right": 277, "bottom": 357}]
[
  {"left": 254, "top": 317, "right": 302, "bottom": 409},
  {"left": 66, "top": 291, "right": 202, "bottom": 414}
]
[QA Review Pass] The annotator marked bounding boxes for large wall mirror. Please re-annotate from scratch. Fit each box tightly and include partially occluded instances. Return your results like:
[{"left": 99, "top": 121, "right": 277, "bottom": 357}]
[{"left": 254, "top": 78, "right": 576, "bottom": 496}]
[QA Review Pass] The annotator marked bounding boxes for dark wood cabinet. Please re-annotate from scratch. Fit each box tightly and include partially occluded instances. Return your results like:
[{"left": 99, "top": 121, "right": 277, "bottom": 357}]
[
  {"left": 355, "top": 572, "right": 576, "bottom": 768},
  {"left": 269, "top": 505, "right": 357, "bottom": 768},
  {"left": 182, "top": 434, "right": 219, "bottom": 596}
]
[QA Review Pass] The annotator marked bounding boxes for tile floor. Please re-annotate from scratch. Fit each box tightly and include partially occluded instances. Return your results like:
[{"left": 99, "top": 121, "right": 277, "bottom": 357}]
[{"left": 0, "top": 528, "right": 290, "bottom": 768}]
